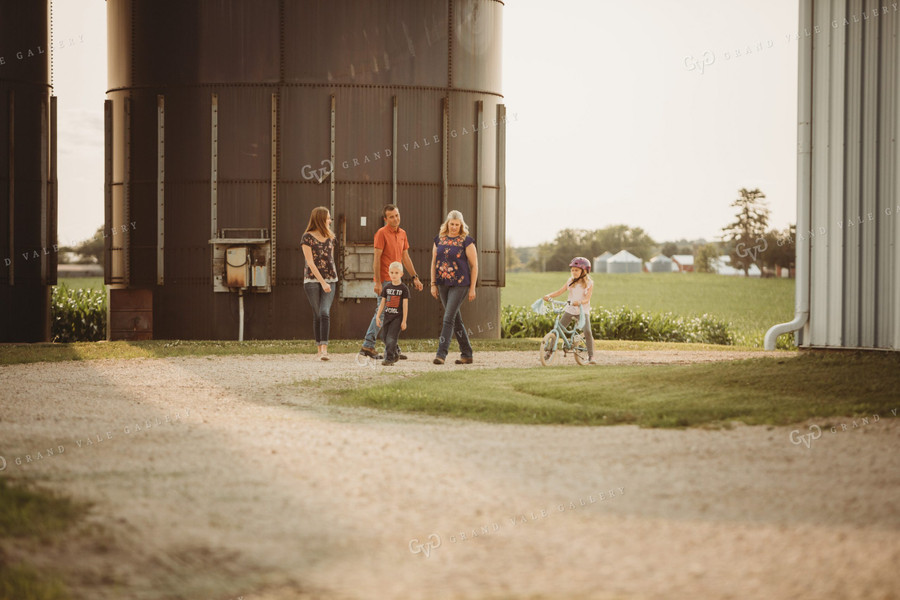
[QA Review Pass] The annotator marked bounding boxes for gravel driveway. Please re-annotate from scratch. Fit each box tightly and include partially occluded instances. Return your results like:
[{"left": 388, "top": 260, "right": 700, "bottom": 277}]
[{"left": 1, "top": 350, "right": 898, "bottom": 600}]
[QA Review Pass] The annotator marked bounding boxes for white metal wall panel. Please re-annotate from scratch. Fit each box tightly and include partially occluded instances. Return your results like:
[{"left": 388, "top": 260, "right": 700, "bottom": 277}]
[
  {"left": 893, "top": 0, "right": 900, "bottom": 350},
  {"left": 842, "top": 0, "right": 861, "bottom": 345},
  {"left": 877, "top": 1, "right": 897, "bottom": 346},
  {"left": 826, "top": 0, "right": 846, "bottom": 347},
  {"left": 859, "top": 0, "right": 879, "bottom": 348},
  {"left": 806, "top": 0, "right": 899, "bottom": 350},
  {"left": 808, "top": 0, "right": 838, "bottom": 345}
]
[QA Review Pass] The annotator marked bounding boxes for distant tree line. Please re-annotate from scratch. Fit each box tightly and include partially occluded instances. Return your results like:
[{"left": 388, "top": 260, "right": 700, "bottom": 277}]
[
  {"left": 59, "top": 226, "right": 105, "bottom": 266},
  {"left": 507, "top": 188, "right": 797, "bottom": 276},
  {"left": 518, "top": 225, "right": 657, "bottom": 272}
]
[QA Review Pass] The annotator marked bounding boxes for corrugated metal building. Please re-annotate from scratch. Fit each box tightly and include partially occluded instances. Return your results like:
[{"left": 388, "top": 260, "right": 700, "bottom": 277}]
[
  {"left": 768, "top": 0, "right": 900, "bottom": 351},
  {"left": 105, "top": 0, "right": 506, "bottom": 341},
  {"left": 0, "top": 0, "right": 57, "bottom": 342}
]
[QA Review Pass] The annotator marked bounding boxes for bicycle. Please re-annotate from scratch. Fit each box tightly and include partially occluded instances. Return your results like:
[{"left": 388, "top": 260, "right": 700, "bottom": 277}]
[{"left": 532, "top": 298, "right": 590, "bottom": 366}]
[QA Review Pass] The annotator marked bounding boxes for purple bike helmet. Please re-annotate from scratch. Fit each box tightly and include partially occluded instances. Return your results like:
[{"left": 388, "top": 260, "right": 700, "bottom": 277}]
[{"left": 569, "top": 256, "right": 591, "bottom": 272}]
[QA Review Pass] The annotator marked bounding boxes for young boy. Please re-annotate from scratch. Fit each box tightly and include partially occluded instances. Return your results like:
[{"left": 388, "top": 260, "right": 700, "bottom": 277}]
[{"left": 375, "top": 261, "right": 410, "bottom": 366}]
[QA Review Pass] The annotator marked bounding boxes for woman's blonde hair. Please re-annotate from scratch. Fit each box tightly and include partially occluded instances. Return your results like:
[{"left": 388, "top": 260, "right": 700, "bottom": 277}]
[
  {"left": 305, "top": 206, "right": 335, "bottom": 239},
  {"left": 439, "top": 210, "right": 469, "bottom": 237}
]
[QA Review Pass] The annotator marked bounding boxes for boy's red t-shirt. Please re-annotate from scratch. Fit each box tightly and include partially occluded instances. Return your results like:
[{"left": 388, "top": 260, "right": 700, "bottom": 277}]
[{"left": 373, "top": 225, "right": 409, "bottom": 282}]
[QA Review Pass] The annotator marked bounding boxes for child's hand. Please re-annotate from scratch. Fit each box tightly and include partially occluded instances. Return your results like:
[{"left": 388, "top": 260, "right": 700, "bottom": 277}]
[
  {"left": 401, "top": 322, "right": 407, "bottom": 331},
  {"left": 543, "top": 295, "right": 550, "bottom": 301},
  {"left": 376, "top": 317, "right": 382, "bottom": 327}
]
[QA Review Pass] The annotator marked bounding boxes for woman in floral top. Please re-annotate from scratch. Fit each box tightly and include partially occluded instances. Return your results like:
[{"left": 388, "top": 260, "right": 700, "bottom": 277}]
[
  {"left": 430, "top": 210, "right": 478, "bottom": 365},
  {"left": 301, "top": 206, "right": 338, "bottom": 360}
]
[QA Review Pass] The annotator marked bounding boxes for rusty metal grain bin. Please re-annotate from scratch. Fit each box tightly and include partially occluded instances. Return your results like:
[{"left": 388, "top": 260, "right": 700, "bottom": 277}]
[
  {"left": 0, "top": 0, "right": 56, "bottom": 342},
  {"left": 106, "top": 0, "right": 506, "bottom": 341}
]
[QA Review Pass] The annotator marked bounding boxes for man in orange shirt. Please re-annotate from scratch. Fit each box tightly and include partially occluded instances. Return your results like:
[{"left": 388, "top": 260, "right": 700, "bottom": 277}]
[{"left": 360, "top": 204, "right": 424, "bottom": 358}]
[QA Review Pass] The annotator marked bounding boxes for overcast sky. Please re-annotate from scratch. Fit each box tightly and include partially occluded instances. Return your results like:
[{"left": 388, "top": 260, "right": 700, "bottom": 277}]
[{"left": 52, "top": 0, "right": 800, "bottom": 247}]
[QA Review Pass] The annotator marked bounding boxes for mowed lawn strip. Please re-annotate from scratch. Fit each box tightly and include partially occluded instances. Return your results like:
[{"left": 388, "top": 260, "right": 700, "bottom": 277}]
[{"left": 330, "top": 353, "right": 900, "bottom": 428}]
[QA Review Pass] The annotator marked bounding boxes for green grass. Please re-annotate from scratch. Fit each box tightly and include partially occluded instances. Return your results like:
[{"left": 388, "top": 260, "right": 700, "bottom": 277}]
[
  {"left": 0, "top": 564, "right": 70, "bottom": 600},
  {"left": 56, "top": 277, "right": 103, "bottom": 291},
  {"left": 331, "top": 352, "right": 900, "bottom": 428},
  {"left": 503, "top": 272, "right": 794, "bottom": 346},
  {"left": 0, "top": 338, "right": 760, "bottom": 366},
  {"left": 0, "top": 479, "right": 83, "bottom": 600},
  {"left": 0, "top": 478, "right": 85, "bottom": 539}
]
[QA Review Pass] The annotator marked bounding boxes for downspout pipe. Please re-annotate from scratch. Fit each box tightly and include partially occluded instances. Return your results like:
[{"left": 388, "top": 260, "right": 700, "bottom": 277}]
[{"left": 765, "top": 0, "right": 813, "bottom": 350}]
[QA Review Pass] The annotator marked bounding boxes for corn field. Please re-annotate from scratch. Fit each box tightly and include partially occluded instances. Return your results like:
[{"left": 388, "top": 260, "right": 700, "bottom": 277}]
[{"left": 51, "top": 284, "right": 106, "bottom": 342}]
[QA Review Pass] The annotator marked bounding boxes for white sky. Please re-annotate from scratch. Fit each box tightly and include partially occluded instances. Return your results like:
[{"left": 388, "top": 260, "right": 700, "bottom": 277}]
[{"left": 52, "top": 0, "right": 800, "bottom": 247}]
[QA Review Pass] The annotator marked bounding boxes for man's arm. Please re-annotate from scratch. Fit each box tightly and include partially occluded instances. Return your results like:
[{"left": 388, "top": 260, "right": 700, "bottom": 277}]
[
  {"left": 373, "top": 247, "right": 384, "bottom": 295},
  {"left": 402, "top": 249, "right": 423, "bottom": 291}
]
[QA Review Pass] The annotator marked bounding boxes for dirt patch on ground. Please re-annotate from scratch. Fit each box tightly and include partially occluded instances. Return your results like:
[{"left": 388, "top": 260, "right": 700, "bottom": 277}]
[{"left": 1, "top": 350, "right": 898, "bottom": 599}]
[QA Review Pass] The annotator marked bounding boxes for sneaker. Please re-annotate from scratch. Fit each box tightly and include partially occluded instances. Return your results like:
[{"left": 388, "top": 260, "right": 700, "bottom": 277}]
[
  {"left": 320, "top": 354, "right": 330, "bottom": 361},
  {"left": 455, "top": 357, "right": 473, "bottom": 365},
  {"left": 588, "top": 359, "right": 597, "bottom": 365},
  {"left": 398, "top": 354, "right": 408, "bottom": 360},
  {"left": 359, "top": 346, "right": 378, "bottom": 358},
  {"left": 433, "top": 357, "right": 445, "bottom": 365},
  {"left": 382, "top": 359, "right": 396, "bottom": 366}
]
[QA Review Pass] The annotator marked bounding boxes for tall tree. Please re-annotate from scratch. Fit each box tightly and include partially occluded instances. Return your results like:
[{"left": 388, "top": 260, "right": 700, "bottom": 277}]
[
  {"left": 659, "top": 242, "right": 679, "bottom": 258},
  {"left": 73, "top": 226, "right": 105, "bottom": 266},
  {"left": 505, "top": 242, "right": 524, "bottom": 271},
  {"left": 760, "top": 225, "right": 796, "bottom": 273},
  {"left": 695, "top": 243, "right": 720, "bottom": 273},
  {"left": 721, "top": 188, "right": 770, "bottom": 276}
]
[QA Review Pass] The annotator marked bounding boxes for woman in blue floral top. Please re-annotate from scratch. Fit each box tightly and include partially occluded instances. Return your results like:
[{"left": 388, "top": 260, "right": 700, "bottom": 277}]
[
  {"left": 430, "top": 210, "right": 478, "bottom": 364},
  {"left": 301, "top": 206, "right": 338, "bottom": 360}
]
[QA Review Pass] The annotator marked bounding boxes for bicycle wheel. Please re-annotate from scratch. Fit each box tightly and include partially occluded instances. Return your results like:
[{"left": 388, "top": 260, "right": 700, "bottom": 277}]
[
  {"left": 572, "top": 332, "right": 589, "bottom": 365},
  {"left": 540, "top": 332, "right": 559, "bottom": 366}
]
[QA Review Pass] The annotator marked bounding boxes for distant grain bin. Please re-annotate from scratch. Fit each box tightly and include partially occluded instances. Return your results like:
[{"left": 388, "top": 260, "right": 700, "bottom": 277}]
[
  {"left": 649, "top": 255, "right": 673, "bottom": 273},
  {"left": 593, "top": 251, "right": 612, "bottom": 274},
  {"left": 105, "top": 0, "right": 506, "bottom": 340},
  {"left": 0, "top": 0, "right": 57, "bottom": 342},
  {"left": 606, "top": 250, "right": 642, "bottom": 274}
]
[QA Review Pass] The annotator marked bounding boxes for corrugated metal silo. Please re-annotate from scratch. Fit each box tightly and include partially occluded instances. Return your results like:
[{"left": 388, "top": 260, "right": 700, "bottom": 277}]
[
  {"left": 0, "top": 0, "right": 56, "bottom": 342},
  {"left": 106, "top": 0, "right": 506, "bottom": 341}
]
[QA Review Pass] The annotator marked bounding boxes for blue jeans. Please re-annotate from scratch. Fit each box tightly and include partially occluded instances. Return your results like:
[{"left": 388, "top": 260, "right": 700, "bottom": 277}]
[
  {"left": 363, "top": 280, "right": 398, "bottom": 350},
  {"left": 304, "top": 282, "right": 336, "bottom": 345},
  {"left": 382, "top": 317, "right": 403, "bottom": 362},
  {"left": 437, "top": 285, "right": 473, "bottom": 360}
]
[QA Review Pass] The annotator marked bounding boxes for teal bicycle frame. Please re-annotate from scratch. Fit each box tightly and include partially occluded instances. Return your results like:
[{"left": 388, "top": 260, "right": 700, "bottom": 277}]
[{"left": 537, "top": 299, "right": 589, "bottom": 366}]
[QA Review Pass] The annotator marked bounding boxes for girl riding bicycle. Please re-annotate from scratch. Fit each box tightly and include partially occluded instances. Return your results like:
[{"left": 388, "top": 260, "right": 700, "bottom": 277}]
[{"left": 542, "top": 257, "right": 596, "bottom": 365}]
